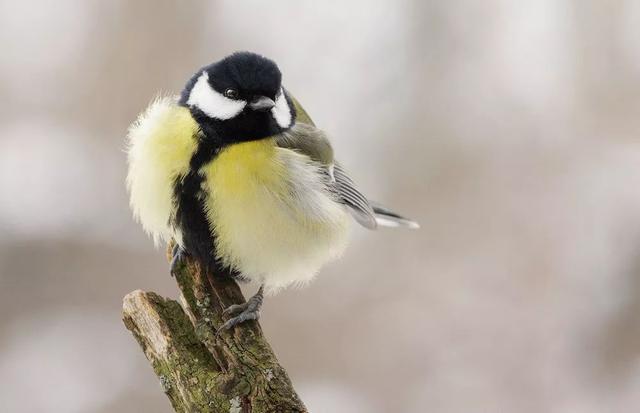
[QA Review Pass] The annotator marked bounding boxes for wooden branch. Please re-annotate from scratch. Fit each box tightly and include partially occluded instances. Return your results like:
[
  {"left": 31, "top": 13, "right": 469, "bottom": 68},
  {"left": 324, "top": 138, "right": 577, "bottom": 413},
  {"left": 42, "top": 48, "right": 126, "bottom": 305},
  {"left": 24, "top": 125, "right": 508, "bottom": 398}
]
[{"left": 122, "top": 249, "right": 307, "bottom": 412}]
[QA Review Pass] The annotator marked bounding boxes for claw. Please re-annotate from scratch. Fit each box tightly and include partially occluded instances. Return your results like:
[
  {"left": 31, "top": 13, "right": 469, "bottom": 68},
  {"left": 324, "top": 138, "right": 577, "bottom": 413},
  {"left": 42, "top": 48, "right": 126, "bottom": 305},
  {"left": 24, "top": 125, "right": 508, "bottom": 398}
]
[
  {"left": 218, "top": 309, "right": 260, "bottom": 332},
  {"left": 217, "top": 285, "right": 264, "bottom": 334},
  {"left": 222, "top": 303, "right": 248, "bottom": 317}
]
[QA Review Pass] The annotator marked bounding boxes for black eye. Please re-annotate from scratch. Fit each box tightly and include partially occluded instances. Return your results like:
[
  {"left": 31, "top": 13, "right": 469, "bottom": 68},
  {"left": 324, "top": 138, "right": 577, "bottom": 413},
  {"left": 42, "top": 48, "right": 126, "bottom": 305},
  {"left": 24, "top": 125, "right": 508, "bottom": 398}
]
[{"left": 224, "top": 88, "right": 239, "bottom": 99}]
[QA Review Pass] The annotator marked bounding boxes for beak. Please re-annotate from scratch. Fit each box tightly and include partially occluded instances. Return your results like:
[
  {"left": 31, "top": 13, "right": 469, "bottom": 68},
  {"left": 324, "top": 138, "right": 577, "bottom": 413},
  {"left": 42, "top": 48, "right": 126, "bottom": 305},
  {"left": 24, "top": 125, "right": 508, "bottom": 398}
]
[{"left": 249, "top": 96, "right": 276, "bottom": 112}]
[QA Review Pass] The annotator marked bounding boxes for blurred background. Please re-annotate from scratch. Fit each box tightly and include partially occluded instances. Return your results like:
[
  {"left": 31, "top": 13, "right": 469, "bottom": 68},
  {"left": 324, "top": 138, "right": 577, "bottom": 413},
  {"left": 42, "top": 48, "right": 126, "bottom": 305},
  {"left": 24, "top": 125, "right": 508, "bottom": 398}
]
[{"left": 1, "top": 1, "right": 640, "bottom": 412}]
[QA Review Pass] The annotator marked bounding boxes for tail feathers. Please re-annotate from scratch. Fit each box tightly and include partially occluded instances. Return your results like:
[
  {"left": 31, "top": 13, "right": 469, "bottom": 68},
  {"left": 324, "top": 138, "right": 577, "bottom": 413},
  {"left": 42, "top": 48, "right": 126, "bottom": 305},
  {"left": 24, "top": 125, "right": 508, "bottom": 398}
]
[{"left": 371, "top": 202, "right": 420, "bottom": 229}]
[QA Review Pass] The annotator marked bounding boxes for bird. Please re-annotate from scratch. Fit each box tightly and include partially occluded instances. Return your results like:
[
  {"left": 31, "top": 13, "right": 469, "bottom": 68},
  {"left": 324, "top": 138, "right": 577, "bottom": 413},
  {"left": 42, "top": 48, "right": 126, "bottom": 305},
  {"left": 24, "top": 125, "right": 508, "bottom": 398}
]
[{"left": 126, "top": 51, "right": 418, "bottom": 331}]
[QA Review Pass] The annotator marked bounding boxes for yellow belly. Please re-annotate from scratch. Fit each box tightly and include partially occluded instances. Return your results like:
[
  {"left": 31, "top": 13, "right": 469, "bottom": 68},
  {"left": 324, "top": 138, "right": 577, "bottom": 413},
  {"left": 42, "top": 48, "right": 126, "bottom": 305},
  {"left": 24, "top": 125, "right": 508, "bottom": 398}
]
[{"left": 201, "top": 138, "right": 350, "bottom": 292}]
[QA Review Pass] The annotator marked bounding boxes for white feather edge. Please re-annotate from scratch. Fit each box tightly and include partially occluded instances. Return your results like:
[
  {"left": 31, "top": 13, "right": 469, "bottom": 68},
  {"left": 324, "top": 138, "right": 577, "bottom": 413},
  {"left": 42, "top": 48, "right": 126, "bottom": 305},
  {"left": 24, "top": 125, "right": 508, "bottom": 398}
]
[{"left": 375, "top": 215, "right": 420, "bottom": 229}]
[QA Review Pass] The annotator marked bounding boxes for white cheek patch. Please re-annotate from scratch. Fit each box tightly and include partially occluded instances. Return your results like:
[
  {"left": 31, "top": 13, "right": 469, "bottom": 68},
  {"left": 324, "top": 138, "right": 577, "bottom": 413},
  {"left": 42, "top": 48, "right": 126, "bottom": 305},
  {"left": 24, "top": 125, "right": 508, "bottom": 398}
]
[
  {"left": 271, "top": 88, "right": 292, "bottom": 128},
  {"left": 187, "top": 72, "right": 246, "bottom": 120}
]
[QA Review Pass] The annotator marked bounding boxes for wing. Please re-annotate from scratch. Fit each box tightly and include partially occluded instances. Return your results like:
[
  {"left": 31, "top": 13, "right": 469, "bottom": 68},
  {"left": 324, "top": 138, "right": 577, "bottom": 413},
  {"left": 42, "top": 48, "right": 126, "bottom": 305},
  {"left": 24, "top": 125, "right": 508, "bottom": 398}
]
[
  {"left": 280, "top": 91, "right": 378, "bottom": 228},
  {"left": 333, "top": 163, "right": 420, "bottom": 229},
  {"left": 282, "top": 90, "right": 419, "bottom": 230},
  {"left": 332, "top": 162, "right": 378, "bottom": 229},
  {"left": 126, "top": 96, "right": 199, "bottom": 245}
]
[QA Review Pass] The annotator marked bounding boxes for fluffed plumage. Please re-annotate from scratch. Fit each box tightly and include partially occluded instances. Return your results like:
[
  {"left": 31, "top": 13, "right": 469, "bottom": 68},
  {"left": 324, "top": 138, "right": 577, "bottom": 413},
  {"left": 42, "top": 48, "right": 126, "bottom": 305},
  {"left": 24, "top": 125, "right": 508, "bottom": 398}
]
[{"left": 126, "top": 52, "right": 418, "bottom": 295}]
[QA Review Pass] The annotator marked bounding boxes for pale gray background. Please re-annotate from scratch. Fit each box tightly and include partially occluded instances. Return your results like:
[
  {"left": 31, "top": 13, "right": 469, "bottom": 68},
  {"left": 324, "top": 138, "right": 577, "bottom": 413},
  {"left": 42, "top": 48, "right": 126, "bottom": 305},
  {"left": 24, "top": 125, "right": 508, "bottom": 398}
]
[{"left": 2, "top": 1, "right": 640, "bottom": 412}]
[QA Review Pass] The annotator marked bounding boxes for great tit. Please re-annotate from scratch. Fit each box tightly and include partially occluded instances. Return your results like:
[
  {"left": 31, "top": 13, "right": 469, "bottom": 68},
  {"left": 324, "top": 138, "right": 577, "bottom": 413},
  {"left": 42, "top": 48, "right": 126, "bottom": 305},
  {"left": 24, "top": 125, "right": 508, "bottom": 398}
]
[{"left": 126, "top": 52, "right": 418, "bottom": 330}]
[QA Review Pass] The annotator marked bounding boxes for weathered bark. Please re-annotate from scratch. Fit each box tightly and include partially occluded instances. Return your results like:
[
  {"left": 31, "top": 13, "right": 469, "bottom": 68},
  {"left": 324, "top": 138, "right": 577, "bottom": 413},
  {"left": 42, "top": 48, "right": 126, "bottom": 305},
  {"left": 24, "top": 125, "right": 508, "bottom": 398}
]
[{"left": 122, "top": 250, "right": 307, "bottom": 412}]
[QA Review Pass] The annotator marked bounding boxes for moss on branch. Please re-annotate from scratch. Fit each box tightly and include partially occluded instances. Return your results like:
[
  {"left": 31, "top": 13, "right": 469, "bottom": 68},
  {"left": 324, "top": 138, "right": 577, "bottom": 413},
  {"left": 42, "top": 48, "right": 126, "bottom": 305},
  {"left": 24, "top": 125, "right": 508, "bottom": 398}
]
[{"left": 122, "top": 250, "right": 307, "bottom": 412}]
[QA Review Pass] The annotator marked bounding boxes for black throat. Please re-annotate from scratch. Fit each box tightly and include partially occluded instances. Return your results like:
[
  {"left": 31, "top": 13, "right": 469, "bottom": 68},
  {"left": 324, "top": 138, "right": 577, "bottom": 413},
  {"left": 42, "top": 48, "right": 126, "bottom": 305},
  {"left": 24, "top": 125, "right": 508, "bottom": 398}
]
[{"left": 185, "top": 104, "right": 285, "bottom": 146}]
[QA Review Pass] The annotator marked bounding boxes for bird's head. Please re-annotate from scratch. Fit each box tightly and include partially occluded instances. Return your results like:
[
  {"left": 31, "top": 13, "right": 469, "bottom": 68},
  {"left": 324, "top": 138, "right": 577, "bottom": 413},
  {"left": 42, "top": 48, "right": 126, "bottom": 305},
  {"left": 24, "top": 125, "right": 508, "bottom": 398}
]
[{"left": 179, "top": 52, "right": 296, "bottom": 143}]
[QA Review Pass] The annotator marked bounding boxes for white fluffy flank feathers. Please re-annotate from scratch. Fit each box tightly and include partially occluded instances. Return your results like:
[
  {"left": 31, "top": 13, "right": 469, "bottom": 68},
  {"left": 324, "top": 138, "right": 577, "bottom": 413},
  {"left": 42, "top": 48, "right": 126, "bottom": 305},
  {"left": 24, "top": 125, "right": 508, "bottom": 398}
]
[{"left": 126, "top": 96, "right": 198, "bottom": 246}]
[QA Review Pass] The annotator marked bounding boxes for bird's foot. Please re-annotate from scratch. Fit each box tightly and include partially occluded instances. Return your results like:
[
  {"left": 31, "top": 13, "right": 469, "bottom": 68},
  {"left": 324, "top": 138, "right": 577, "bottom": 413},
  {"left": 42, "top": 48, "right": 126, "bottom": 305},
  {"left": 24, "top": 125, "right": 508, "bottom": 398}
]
[
  {"left": 218, "top": 285, "right": 264, "bottom": 333},
  {"left": 170, "top": 244, "right": 189, "bottom": 277}
]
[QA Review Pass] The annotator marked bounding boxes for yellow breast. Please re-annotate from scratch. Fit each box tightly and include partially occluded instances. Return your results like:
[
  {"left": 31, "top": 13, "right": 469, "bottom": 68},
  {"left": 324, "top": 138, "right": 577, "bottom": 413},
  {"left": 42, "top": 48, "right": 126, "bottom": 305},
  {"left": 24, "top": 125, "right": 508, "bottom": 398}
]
[
  {"left": 201, "top": 138, "right": 350, "bottom": 292},
  {"left": 203, "top": 138, "right": 287, "bottom": 200}
]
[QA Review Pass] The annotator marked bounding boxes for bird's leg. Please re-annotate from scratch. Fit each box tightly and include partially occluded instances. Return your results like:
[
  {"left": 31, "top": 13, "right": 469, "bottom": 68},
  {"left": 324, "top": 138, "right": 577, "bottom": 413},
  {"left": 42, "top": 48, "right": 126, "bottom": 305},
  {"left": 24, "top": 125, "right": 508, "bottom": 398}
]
[
  {"left": 169, "top": 243, "right": 189, "bottom": 277},
  {"left": 218, "top": 285, "right": 264, "bottom": 332}
]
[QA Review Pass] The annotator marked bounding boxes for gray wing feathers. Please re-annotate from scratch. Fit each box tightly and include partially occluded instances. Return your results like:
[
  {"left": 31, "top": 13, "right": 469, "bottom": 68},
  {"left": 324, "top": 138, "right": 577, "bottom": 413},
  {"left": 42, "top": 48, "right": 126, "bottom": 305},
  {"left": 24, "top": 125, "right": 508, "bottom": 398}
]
[
  {"left": 333, "top": 164, "right": 420, "bottom": 229},
  {"left": 274, "top": 123, "right": 378, "bottom": 228},
  {"left": 275, "top": 111, "right": 418, "bottom": 230},
  {"left": 332, "top": 163, "right": 378, "bottom": 229},
  {"left": 277, "top": 123, "right": 334, "bottom": 165}
]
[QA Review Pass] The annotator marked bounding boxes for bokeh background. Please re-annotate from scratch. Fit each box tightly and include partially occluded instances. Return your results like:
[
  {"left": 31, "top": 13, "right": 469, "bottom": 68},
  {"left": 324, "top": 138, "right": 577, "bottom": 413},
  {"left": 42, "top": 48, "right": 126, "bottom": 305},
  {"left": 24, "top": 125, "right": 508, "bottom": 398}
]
[{"left": 2, "top": 1, "right": 640, "bottom": 412}]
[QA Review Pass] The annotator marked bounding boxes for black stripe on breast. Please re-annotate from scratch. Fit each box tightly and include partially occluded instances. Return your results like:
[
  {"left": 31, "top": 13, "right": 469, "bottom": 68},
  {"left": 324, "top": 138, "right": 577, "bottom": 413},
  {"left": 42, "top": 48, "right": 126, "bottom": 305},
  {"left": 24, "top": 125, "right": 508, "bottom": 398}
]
[{"left": 172, "top": 136, "right": 237, "bottom": 278}]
